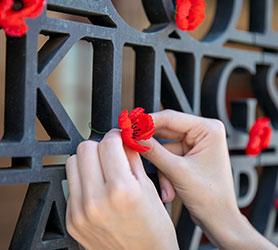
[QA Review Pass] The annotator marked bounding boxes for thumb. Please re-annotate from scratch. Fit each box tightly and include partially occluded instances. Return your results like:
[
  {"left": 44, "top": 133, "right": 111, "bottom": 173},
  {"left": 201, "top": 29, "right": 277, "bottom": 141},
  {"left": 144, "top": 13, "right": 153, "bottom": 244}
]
[{"left": 139, "top": 137, "right": 183, "bottom": 178}]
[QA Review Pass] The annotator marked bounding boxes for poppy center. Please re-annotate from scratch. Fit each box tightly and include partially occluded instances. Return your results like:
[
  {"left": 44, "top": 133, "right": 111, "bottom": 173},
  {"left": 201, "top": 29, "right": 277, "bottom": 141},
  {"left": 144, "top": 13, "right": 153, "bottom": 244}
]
[
  {"left": 132, "top": 122, "right": 141, "bottom": 139},
  {"left": 13, "top": 0, "right": 24, "bottom": 11}
]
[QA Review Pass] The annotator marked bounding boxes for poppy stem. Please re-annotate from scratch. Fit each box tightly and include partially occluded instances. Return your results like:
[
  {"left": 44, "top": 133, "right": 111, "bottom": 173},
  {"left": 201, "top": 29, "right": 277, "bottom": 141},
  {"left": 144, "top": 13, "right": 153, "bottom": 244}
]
[{"left": 88, "top": 123, "right": 107, "bottom": 135}]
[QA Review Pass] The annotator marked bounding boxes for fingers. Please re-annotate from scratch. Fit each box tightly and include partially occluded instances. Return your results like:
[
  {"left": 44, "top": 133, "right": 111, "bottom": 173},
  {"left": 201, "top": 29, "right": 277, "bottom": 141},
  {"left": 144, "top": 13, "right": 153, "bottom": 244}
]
[
  {"left": 163, "top": 141, "right": 190, "bottom": 156},
  {"left": 151, "top": 110, "right": 204, "bottom": 138},
  {"left": 154, "top": 128, "right": 184, "bottom": 140},
  {"left": 140, "top": 137, "right": 184, "bottom": 178},
  {"left": 76, "top": 141, "right": 105, "bottom": 199},
  {"left": 158, "top": 171, "right": 176, "bottom": 203},
  {"left": 123, "top": 143, "right": 176, "bottom": 202},
  {"left": 66, "top": 155, "right": 82, "bottom": 213},
  {"left": 98, "top": 129, "right": 134, "bottom": 183},
  {"left": 124, "top": 144, "right": 148, "bottom": 181}
]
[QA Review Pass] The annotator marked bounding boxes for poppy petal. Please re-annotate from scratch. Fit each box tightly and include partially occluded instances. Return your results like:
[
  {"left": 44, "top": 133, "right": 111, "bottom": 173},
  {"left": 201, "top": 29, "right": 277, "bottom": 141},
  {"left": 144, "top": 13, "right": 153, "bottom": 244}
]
[
  {"left": 118, "top": 110, "right": 132, "bottom": 130},
  {"left": 175, "top": 0, "right": 191, "bottom": 31},
  {"left": 0, "top": 0, "right": 45, "bottom": 37},
  {"left": 121, "top": 130, "right": 150, "bottom": 153},
  {"left": 136, "top": 113, "right": 155, "bottom": 140},
  {"left": 128, "top": 107, "right": 145, "bottom": 122},
  {"left": 245, "top": 136, "right": 262, "bottom": 156},
  {"left": 261, "top": 126, "right": 272, "bottom": 149},
  {"left": 175, "top": 0, "right": 206, "bottom": 31},
  {"left": 119, "top": 108, "right": 155, "bottom": 152},
  {"left": 2, "top": 18, "right": 28, "bottom": 36},
  {"left": 0, "top": 0, "right": 13, "bottom": 18},
  {"left": 245, "top": 117, "right": 272, "bottom": 156},
  {"left": 19, "top": 0, "right": 45, "bottom": 18}
]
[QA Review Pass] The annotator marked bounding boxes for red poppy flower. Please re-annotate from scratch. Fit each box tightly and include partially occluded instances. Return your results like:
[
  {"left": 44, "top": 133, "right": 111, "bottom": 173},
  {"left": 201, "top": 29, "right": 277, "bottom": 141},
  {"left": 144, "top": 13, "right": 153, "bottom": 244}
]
[
  {"left": 0, "top": 0, "right": 45, "bottom": 37},
  {"left": 245, "top": 117, "right": 272, "bottom": 156},
  {"left": 118, "top": 108, "right": 155, "bottom": 153},
  {"left": 175, "top": 0, "right": 206, "bottom": 31}
]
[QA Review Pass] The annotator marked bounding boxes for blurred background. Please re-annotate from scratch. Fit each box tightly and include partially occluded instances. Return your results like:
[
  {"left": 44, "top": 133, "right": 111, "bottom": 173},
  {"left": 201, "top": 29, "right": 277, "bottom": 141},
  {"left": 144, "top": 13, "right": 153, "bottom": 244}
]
[{"left": 0, "top": 0, "right": 278, "bottom": 248}]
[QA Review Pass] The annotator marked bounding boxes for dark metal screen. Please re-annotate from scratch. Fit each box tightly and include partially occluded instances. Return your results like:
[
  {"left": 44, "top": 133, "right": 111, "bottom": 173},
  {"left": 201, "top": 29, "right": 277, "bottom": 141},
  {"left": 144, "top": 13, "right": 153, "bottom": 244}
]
[{"left": 1, "top": 0, "right": 278, "bottom": 249}]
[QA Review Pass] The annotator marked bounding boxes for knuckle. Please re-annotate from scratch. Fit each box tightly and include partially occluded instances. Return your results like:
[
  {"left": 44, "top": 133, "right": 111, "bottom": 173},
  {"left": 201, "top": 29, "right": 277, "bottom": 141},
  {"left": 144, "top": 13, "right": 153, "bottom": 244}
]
[
  {"left": 83, "top": 200, "right": 103, "bottom": 221},
  {"left": 66, "top": 155, "right": 76, "bottom": 167},
  {"left": 99, "top": 136, "right": 121, "bottom": 150},
  {"left": 108, "top": 182, "right": 140, "bottom": 206},
  {"left": 107, "top": 128, "right": 121, "bottom": 135},
  {"left": 208, "top": 119, "right": 226, "bottom": 136},
  {"left": 71, "top": 212, "right": 86, "bottom": 229},
  {"left": 161, "top": 109, "right": 173, "bottom": 125},
  {"left": 109, "top": 182, "right": 127, "bottom": 198},
  {"left": 162, "top": 109, "right": 178, "bottom": 116},
  {"left": 77, "top": 140, "right": 98, "bottom": 155},
  {"left": 213, "top": 119, "right": 225, "bottom": 130},
  {"left": 65, "top": 156, "right": 77, "bottom": 180},
  {"left": 162, "top": 109, "right": 173, "bottom": 116}
]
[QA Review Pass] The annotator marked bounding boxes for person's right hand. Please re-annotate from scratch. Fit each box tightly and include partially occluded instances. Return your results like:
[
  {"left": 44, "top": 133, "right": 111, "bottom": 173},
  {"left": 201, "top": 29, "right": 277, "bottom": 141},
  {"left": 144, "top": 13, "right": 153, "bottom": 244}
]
[
  {"left": 65, "top": 129, "right": 179, "bottom": 250},
  {"left": 140, "top": 110, "right": 277, "bottom": 250}
]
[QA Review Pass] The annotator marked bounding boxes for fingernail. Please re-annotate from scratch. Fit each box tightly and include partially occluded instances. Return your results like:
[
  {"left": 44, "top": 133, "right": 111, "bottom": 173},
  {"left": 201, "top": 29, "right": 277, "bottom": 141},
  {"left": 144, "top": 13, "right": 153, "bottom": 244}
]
[{"left": 161, "top": 189, "right": 167, "bottom": 202}]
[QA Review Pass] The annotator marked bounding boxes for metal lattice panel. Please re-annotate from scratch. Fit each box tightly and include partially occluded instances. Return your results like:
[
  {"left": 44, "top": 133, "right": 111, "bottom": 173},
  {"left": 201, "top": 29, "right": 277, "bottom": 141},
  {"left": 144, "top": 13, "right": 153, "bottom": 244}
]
[{"left": 0, "top": 0, "right": 278, "bottom": 249}]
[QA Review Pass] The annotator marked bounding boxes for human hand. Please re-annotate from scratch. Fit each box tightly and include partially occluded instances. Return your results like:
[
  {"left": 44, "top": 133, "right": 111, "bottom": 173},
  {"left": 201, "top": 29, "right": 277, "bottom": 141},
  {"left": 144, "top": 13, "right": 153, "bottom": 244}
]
[
  {"left": 65, "top": 129, "right": 179, "bottom": 250},
  {"left": 140, "top": 110, "right": 238, "bottom": 224},
  {"left": 140, "top": 110, "right": 276, "bottom": 249}
]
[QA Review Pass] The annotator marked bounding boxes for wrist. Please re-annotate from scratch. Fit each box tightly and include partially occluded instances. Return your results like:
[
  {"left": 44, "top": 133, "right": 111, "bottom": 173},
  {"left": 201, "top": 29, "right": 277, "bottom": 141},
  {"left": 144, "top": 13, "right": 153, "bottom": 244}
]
[
  {"left": 203, "top": 210, "right": 247, "bottom": 249},
  {"left": 195, "top": 206, "right": 241, "bottom": 249},
  {"left": 200, "top": 210, "right": 276, "bottom": 250}
]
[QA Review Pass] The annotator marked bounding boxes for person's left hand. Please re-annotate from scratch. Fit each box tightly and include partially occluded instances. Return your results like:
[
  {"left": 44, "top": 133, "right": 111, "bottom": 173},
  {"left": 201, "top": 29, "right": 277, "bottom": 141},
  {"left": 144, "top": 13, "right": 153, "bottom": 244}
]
[{"left": 65, "top": 129, "right": 179, "bottom": 250}]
